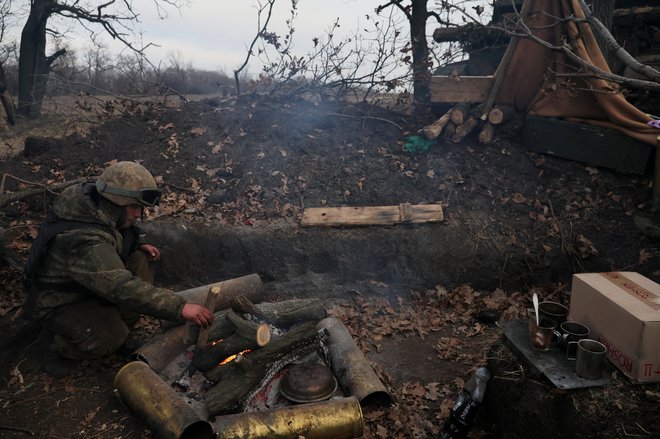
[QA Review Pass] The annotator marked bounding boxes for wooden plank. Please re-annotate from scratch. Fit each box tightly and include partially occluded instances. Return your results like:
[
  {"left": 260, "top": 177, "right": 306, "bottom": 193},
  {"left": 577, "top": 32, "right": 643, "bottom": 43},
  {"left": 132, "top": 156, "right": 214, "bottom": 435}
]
[
  {"left": 430, "top": 75, "right": 493, "bottom": 103},
  {"left": 522, "top": 115, "right": 652, "bottom": 175},
  {"left": 301, "top": 203, "right": 444, "bottom": 227}
]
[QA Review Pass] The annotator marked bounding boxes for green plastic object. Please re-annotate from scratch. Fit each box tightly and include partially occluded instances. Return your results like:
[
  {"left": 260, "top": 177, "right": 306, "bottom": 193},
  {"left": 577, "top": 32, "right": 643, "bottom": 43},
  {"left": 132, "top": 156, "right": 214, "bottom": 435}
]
[{"left": 403, "top": 135, "right": 434, "bottom": 153}]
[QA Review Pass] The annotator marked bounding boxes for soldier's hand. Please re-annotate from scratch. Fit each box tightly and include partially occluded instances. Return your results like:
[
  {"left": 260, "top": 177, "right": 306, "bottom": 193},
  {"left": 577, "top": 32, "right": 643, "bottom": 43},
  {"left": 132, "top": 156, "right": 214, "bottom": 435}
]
[
  {"left": 138, "top": 244, "right": 161, "bottom": 262},
  {"left": 181, "top": 303, "right": 214, "bottom": 328}
]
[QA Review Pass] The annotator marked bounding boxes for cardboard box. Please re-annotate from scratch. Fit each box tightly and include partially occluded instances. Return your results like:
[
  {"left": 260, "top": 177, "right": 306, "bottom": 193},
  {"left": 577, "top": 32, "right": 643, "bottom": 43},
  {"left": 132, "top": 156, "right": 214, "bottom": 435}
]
[{"left": 568, "top": 272, "right": 660, "bottom": 383}]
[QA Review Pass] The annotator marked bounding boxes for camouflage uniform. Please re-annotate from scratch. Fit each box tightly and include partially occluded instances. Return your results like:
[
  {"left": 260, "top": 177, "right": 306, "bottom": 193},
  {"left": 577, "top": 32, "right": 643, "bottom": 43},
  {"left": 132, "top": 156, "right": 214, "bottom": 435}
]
[{"left": 25, "top": 181, "right": 184, "bottom": 360}]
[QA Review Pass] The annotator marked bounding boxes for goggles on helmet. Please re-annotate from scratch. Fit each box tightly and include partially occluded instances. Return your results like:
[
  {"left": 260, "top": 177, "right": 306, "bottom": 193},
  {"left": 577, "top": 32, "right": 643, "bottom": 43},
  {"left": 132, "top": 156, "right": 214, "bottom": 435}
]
[{"left": 96, "top": 180, "right": 162, "bottom": 207}]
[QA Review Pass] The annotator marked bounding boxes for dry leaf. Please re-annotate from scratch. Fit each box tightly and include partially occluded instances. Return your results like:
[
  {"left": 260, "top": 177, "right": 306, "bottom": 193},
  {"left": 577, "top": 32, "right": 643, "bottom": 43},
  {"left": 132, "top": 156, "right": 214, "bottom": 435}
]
[
  {"left": 190, "top": 127, "right": 207, "bottom": 136},
  {"left": 639, "top": 248, "right": 653, "bottom": 264},
  {"left": 512, "top": 193, "right": 526, "bottom": 204}
]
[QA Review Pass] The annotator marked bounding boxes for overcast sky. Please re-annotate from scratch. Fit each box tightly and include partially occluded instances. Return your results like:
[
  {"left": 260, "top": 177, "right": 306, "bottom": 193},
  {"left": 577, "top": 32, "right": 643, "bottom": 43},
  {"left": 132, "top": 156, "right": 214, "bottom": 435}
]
[{"left": 88, "top": 0, "right": 382, "bottom": 74}]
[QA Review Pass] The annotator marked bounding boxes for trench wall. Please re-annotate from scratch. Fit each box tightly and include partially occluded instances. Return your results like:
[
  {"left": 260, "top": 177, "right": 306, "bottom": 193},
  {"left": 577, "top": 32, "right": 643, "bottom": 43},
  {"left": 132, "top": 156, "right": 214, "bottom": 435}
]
[{"left": 144, "top": 220, "right": 576, "bottom": 294}]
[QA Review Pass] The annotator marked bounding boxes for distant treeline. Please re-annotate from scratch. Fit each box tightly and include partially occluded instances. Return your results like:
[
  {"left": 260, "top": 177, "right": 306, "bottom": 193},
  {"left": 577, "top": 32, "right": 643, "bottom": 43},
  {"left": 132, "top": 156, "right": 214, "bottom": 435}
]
[{"left": 1, "top": 51, "right": 238, "bottom": 98}]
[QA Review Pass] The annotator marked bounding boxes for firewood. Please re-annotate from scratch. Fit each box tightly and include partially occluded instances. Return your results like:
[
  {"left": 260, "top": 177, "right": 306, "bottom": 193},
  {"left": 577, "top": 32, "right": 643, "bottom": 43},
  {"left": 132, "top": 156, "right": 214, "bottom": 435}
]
[
  {"left": 216, "top": 298, "right": 326, "bottom": 333},
  {"left": 196, "top": 285, "right": 222, "bottom": 348},
  {"left": 487, "top": 104, "right": 515, "bottom": 125},
  {"left": 450, "top": 104, "right": 470, "bottom": 126},
  {"left": 451, "top": 116, "right": 480, "bottom": 143},
  {"left": 165, "top": 273, "right": 265, "bottom": 331},
  {"left": 442, "top": 122, "right": 457, "bottom": 141},
  {"left": 194, "top": 310, "right": 271, "bottom": 371},
  {"left": 422, "top": 111, "right": 451, "bottom": 140},
  {"left": 230, "top": 294, "right": 270, "bottom": 324},
  {"left": 204, "top": 322, "right": 319, "bottom": 414},
  {"left": 478, "top": 122, "right": 496, "bottom": 145},
  {"left": 226, "top": 310, "right": 270, "bottom": 347}
]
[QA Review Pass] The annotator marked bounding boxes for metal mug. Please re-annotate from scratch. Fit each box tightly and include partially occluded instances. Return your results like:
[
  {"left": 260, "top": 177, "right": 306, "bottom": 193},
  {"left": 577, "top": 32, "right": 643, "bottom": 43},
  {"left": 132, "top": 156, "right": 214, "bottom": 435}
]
[
  {"left": 538, "top": 301, "right": 569, "bottom": 324},
  {"left": 554, "top": 321, "right": 589, "bottom": 356},
  {"left": 528, "top": 317, "right": 557, "bottom": 351},
  {"left": 567, "top": 339, "right": 607, "bottom": 379}
]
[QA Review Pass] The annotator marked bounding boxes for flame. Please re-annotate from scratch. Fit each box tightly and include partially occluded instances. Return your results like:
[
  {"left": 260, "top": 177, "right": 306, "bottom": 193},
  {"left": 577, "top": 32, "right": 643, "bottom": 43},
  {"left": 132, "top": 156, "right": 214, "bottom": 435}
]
[{"left": 219, "top": 349, "right": 251, "bottom": 366}]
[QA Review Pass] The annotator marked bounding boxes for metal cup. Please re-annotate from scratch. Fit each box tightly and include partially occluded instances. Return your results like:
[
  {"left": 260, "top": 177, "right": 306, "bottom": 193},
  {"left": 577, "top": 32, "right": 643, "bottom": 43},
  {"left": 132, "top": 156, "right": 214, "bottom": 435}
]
[
  {"left": 555, "top": 322, "right": 590, "bottom": 356},
  {"left": 567, "top": 339, "right": 607, "bottom": 379},
  {"left": 528, "top": 317, "right": 557, "bottom": 351},
  {"left": 538, "top": 301, "right": 569, "bottom": 324}
]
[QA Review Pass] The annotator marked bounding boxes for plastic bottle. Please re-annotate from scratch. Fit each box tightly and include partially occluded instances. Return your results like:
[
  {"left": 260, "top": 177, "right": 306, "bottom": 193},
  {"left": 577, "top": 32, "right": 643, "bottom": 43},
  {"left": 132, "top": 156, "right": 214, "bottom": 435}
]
[{"left": 441, "top": 367, "right": 491, "bottom": 439}]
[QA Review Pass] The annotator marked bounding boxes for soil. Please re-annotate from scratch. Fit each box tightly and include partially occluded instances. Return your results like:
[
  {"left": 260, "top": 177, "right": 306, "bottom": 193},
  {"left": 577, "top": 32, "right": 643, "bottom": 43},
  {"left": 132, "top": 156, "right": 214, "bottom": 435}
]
[{"left": 0, "top": 94, "right": 659, "bottom": 439}]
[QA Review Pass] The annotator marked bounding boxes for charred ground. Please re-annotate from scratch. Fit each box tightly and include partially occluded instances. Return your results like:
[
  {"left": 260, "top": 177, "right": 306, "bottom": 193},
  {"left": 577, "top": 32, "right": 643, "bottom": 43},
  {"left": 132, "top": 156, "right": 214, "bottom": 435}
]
[{"left": 0, "top": 95, "right": 659, "bottom": 438}]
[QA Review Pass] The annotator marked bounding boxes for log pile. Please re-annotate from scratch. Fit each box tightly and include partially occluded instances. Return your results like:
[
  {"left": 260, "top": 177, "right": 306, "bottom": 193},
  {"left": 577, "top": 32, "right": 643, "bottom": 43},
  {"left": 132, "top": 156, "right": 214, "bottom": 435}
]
[{"left": 421, "top": 103, "right": 522, "bottom": 145}]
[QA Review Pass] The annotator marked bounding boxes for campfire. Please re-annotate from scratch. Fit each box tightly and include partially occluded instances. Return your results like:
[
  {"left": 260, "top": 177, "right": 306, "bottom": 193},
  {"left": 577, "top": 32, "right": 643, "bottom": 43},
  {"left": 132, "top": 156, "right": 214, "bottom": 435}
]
[{"left": 114, "top": 275, "right": 391, "bottom": 439}]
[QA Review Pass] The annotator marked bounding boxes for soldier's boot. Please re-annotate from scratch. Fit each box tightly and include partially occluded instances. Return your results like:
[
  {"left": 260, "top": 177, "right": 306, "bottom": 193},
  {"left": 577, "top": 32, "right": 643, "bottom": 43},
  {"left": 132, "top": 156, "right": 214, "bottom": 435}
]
[{"left": 38, "top": 328, "right": 72, "bottom": 379}]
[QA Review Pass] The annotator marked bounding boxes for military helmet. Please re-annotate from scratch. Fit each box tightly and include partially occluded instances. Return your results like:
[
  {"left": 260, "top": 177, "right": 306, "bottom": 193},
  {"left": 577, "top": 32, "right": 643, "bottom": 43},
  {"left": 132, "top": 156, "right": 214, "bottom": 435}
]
[{"left": 96, "top": 161, "right": 161, "bottom": 207}]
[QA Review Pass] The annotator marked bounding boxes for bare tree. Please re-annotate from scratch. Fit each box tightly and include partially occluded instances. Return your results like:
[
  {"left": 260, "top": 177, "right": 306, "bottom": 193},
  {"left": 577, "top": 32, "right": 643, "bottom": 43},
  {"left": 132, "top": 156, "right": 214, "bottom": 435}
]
[
  {"left": 236, "top": 0, "right": 410, "bottom": 103},
  {"left": 17, "top": 0, "right": 186, "bottom": 118},
  {"left": 80, "top": 41, "right": 114, "bottom": 91},
  {"left": 375, "top": 0, "right": 473, "bottom": 114}
]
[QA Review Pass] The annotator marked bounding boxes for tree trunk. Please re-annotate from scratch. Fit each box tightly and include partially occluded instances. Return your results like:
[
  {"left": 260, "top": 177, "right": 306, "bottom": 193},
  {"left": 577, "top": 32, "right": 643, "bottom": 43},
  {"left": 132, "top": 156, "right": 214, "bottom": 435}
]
[
  {"left": 410, "top": 0, "right": 431, "bottom": 115},
  {"left": 18, "top": 0, "right": 59, "bottom": 118}
]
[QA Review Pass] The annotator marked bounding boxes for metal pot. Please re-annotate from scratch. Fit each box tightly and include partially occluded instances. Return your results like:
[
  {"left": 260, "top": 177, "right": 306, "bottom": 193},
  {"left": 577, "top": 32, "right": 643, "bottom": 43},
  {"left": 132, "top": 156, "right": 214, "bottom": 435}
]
[{"left": 280, "top": 363, "right": 338, "bottom": 403}]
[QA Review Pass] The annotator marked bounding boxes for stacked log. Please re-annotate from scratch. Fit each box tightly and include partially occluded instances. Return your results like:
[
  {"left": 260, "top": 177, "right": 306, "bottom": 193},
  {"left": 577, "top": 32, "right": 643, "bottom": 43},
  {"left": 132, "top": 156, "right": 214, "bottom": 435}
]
[{"left": 421, "top": 103, "right": 521, "bottom": 145}]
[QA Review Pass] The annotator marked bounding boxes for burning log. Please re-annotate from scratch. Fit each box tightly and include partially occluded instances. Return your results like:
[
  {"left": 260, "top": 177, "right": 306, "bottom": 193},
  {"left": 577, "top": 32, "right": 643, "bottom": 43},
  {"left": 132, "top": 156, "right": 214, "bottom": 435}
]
[
  {"left": 207, "top": 298, "right": 327, "bottom": 341},
  {"left": 194, "top": 310, "right": 271, "bottom": 371},
  {"left": 204, "top": 322, "right": 320, "bottom": 415},
  {"left": 114, "top": 361, "right": 214, "bottom": 439},
  {"left": 318, "top": 317, "right": 391, "bottom": 406},
  {"left": 212, "top": 396, "right": 364, "bottom": 439}
]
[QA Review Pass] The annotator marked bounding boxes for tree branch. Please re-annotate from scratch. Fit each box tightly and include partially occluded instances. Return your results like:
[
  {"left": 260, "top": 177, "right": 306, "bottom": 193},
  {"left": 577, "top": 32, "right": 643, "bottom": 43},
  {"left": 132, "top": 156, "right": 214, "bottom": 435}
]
[{"left": 577, "top": 0, "right": 660, "bottom": 83}]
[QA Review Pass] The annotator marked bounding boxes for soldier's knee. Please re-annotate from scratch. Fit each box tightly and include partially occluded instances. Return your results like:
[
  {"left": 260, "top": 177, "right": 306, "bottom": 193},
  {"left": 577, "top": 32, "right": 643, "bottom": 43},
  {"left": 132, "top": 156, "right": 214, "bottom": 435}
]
[{"left": 54, "top": 322, "right": 129, "bottom": 359}]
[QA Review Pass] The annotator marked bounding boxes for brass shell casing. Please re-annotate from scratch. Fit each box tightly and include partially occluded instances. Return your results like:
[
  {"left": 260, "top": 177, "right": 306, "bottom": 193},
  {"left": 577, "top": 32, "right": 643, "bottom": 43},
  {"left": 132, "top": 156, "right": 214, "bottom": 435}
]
[
  {"left": 114, "top": 361, "right": 214, "bottom": 439},
  {"left": 213, "top": 395, "right": 363, "bottom": 439}
]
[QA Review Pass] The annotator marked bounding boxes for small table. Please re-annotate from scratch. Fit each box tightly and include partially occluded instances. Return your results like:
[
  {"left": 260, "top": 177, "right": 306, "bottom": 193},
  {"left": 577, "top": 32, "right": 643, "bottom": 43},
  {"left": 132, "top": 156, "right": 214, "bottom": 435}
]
[{"left": 498, "top": 319, "right": 610, "bottom": 389}]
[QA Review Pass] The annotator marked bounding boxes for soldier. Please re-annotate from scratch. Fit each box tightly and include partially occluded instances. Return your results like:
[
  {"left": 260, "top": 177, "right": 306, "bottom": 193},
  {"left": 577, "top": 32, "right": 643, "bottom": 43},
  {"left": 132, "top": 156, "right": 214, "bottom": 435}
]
[{"left": 23, "top": 161, "right": 214, "bottom": 377}]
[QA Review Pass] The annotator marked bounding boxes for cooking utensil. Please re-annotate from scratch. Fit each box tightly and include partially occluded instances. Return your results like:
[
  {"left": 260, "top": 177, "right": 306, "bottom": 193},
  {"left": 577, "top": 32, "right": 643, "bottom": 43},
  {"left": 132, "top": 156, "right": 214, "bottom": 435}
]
[
  {"left": 280, "top": 363, "right": 338, "bottom": 404},
  {"left": 533, "top": 293, "right": 540, "bottom": 326}
]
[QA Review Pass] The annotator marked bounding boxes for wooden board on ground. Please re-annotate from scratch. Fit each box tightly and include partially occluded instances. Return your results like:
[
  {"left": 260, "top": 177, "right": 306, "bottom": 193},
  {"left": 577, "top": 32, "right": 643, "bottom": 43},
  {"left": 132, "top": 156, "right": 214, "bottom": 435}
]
[
  {"left": 523, "top": 115, "right": 652, "bottom": 175},
  {"left": 301, "top": 203, "right": 444, "bottom": 227},
  {"left": 430, "top": 76, "right": 493, "bottom": 103}
]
